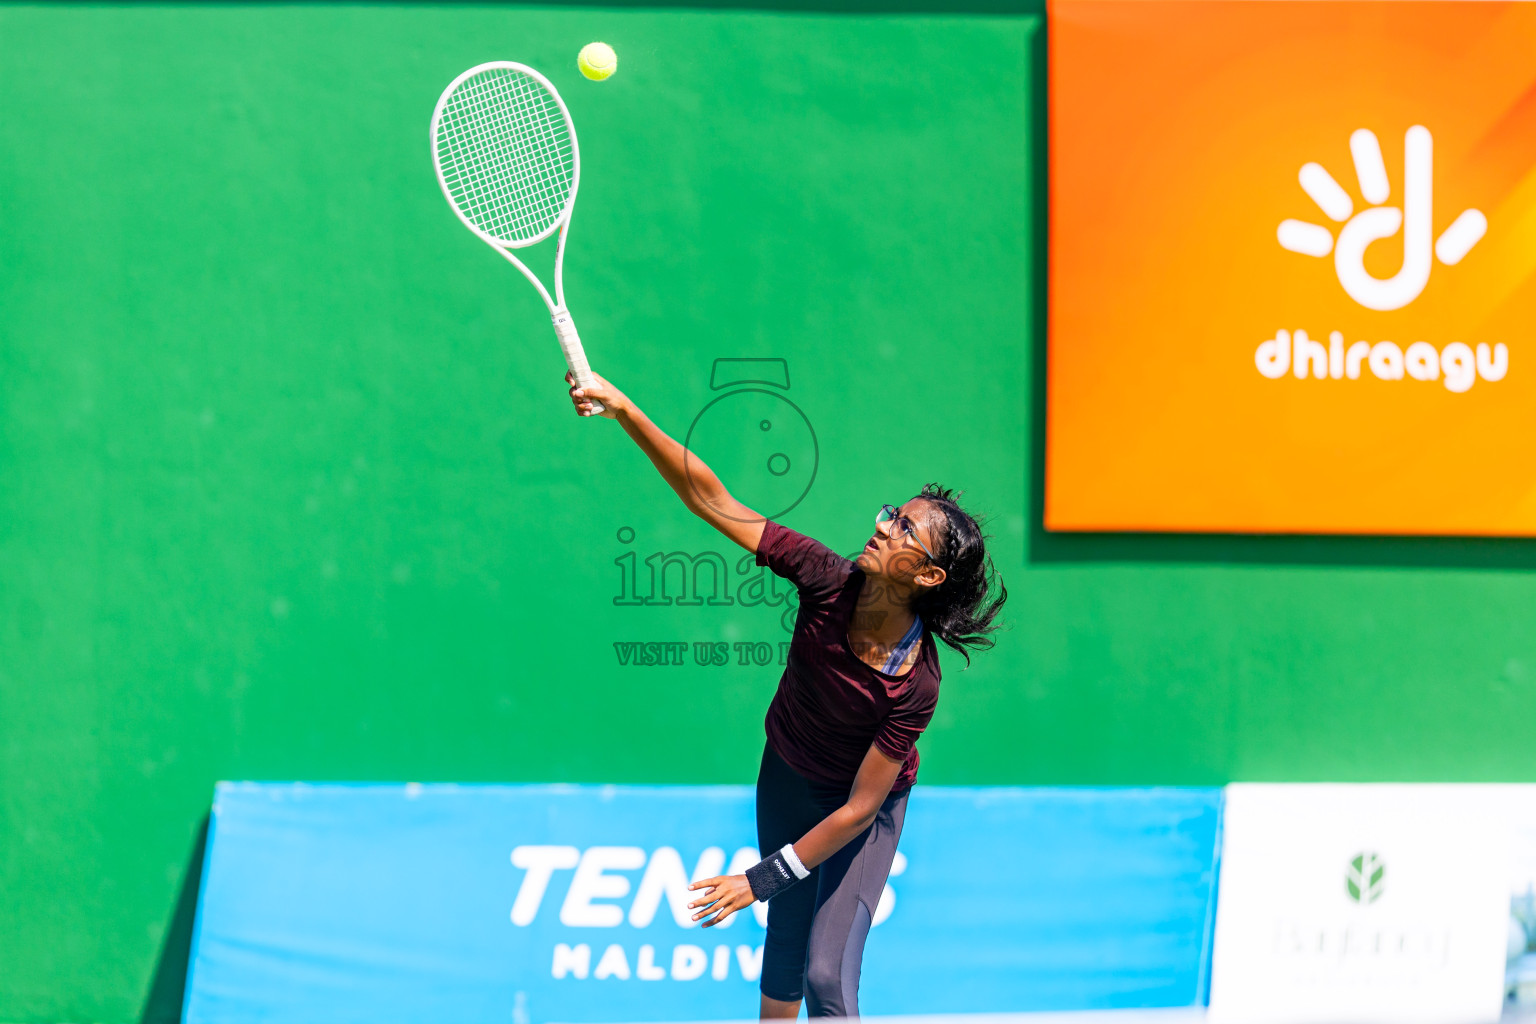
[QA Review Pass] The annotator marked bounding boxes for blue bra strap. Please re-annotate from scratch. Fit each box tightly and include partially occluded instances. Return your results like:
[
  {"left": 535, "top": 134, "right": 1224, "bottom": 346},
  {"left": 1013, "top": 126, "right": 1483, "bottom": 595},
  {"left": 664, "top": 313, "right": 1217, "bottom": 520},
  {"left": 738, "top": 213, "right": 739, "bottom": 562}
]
[{"left": 880, "top": 615, "right": 925, "bottom": 674}]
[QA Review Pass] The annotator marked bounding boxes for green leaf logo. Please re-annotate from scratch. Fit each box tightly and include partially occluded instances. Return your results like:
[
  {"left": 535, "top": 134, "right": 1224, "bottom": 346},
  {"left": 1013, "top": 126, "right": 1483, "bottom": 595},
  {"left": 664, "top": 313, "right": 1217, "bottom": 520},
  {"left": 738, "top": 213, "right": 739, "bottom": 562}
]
[{"left": 1346, "top": 851, "right": 1385, "bottom": 905}]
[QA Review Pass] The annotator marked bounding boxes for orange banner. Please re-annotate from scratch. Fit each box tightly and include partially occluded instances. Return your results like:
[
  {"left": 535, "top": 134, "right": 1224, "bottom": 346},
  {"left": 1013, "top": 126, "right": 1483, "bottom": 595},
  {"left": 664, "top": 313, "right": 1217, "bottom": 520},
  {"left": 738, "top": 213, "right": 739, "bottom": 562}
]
[{"left": 1046, "top": 0, "right": 1536, "bottom": 534}]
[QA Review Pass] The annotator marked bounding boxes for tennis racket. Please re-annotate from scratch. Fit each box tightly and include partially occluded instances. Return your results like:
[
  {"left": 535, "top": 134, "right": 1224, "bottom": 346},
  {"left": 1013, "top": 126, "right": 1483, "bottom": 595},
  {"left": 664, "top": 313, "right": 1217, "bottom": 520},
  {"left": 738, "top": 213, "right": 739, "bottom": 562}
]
[{"left": 430, "top": 61, "right": 604, "bottom": 414}]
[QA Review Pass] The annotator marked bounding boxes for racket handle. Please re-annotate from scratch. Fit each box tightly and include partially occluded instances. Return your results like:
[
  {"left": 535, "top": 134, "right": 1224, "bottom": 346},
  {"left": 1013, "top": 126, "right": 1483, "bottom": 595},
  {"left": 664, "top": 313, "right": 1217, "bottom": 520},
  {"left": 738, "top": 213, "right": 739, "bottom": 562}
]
[{"left": 552, "top": 308, "right": 605, "bottom": 415}]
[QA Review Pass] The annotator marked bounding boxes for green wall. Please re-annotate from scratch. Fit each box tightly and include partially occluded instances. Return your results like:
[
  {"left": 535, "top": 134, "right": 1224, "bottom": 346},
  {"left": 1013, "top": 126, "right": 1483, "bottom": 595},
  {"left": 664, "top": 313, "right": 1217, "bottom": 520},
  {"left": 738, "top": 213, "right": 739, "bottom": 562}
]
[{"left": 0, "top": 4, "right": 1533, "bottom": 1022}]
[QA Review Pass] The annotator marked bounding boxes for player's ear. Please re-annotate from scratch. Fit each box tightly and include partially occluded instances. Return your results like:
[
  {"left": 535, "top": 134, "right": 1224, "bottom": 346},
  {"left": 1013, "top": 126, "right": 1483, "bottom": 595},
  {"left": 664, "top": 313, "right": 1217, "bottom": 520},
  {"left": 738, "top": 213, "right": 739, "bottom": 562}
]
[{"left": 916, "top": 564, "right": 946, "bottom": 590}]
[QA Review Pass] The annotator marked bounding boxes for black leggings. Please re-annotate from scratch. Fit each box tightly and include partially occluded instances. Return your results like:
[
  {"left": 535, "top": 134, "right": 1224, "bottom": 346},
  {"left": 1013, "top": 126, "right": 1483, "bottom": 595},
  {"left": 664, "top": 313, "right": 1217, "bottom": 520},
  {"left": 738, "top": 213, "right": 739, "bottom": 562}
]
[{"left": 755, "top": 743, "right": 909, "bottom": 1016}]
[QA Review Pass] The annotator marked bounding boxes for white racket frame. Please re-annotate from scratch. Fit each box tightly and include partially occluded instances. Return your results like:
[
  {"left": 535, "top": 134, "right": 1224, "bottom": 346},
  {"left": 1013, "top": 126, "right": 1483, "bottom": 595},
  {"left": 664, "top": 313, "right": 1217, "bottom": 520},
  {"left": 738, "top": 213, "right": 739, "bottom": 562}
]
[{"left": 430, "top": 60, "right": 604, "bottom": 413}]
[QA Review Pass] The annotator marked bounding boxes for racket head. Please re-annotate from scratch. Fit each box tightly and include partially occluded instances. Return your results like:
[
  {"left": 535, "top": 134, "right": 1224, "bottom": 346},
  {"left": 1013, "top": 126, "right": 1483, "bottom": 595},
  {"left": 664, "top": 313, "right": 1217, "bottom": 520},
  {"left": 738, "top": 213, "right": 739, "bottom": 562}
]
[{"left": 430, "top": 61, "right": 580, "bottom": 250}]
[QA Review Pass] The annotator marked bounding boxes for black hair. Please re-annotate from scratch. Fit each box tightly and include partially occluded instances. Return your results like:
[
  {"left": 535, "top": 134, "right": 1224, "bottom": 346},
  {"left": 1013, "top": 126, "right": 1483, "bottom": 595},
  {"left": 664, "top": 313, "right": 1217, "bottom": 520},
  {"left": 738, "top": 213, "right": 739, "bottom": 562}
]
[{"left": 909, "top": 483, "right": 1008, "bottom": 666}]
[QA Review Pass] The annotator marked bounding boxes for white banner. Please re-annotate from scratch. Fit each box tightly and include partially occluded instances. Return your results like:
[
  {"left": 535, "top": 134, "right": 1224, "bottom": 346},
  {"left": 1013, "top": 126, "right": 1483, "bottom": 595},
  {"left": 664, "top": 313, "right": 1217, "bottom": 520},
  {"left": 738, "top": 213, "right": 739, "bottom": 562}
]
[{"left": 1209, "top": 784, "right": 1524, "bottom": 1024}]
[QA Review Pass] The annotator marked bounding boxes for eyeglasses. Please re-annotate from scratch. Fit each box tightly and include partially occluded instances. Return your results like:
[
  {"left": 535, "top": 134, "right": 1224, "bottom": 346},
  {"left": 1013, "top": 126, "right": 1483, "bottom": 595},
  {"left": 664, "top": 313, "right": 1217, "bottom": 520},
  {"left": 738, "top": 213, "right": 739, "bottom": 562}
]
[{"left": 875, "top": 504, "right": 937, "bottom": 564}]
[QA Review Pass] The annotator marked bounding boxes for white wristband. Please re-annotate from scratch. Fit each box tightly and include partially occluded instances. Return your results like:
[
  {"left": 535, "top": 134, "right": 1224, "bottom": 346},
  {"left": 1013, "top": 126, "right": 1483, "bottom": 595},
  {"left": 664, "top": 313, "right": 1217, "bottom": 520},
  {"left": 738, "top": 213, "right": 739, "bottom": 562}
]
[{"left": 780, "top": 843, "right": 810, "bottom": 880}]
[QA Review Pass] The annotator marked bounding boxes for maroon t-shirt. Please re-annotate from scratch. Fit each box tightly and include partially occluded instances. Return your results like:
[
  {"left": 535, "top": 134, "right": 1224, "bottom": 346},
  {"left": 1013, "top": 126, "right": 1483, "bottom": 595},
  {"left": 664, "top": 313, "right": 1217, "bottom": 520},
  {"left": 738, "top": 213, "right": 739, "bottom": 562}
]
[{"left": 755, "top": 519, "right": 941, "bottom": 792}]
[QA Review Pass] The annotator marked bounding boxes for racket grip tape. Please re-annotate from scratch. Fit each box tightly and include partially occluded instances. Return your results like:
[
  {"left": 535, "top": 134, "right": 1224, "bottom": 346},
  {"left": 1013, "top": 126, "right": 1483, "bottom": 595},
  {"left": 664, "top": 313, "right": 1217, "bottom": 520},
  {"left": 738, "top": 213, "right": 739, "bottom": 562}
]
[{"left": 551, "top": 309, "right": 605, "bottom": 415}]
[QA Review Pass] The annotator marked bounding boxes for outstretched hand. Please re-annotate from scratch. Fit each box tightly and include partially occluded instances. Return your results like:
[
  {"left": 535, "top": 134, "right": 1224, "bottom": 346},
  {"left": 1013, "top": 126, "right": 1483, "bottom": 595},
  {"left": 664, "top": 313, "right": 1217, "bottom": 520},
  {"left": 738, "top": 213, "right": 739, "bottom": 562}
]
[
  {"left": 687, "top": 873, "right": 756, "bottom": 928},
  {"left": 565, "top": 370, "right": 626, "bottom": 420}
]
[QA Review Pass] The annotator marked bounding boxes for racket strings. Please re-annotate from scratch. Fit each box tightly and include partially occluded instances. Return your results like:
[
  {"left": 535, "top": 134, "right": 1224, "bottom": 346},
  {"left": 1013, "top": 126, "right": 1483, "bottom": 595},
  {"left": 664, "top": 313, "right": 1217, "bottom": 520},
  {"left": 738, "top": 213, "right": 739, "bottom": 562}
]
[
  {"left": 442, "top": 74, "right": 568, "bottom": 235},
  {"left": 436, "top": 68, "right": 574, "bottom": 243},
  {"left": 442, "top": 75, "right": 568, "bottom": 237},
  {"left": 459, "top": 76, "right": 563, "bottom": 213}
]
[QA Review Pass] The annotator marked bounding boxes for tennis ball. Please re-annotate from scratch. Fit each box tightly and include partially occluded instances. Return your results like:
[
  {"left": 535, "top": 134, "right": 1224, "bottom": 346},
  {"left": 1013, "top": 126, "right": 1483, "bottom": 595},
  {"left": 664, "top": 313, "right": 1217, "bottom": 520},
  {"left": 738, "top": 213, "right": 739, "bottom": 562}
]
[{"left": 578, "top": 42, "right": 618, "bottom": 81}]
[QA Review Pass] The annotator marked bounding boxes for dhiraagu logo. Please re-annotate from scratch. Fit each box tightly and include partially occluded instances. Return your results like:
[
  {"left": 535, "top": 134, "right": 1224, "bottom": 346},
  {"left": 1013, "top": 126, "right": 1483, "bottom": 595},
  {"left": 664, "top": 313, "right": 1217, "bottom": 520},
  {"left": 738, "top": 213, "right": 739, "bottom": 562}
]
[
  {"left": 1258, "top": 125, "right": 1509, "bottom": 392},
  {"left": 1346, "top": 851, "right": 1386, "bottom": 906},
  {"left": 1279, "top": 126, "right": 1484, "bottom": 311}
]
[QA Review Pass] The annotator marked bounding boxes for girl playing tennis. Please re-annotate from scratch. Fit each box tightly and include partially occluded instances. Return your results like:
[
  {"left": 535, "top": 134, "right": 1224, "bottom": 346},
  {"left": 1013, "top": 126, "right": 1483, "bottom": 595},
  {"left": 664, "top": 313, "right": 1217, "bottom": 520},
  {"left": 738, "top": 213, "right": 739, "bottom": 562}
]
[{"left": 567, "top": 371, "right": 1007, "bottom": 1018}]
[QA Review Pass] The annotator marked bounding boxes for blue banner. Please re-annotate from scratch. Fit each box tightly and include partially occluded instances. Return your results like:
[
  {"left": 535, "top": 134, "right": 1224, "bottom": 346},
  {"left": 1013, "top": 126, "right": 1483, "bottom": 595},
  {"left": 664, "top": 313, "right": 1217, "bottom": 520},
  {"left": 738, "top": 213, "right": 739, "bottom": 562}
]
[{"left": 184, "top": 783, "right": 1222, "bottom": 1022}]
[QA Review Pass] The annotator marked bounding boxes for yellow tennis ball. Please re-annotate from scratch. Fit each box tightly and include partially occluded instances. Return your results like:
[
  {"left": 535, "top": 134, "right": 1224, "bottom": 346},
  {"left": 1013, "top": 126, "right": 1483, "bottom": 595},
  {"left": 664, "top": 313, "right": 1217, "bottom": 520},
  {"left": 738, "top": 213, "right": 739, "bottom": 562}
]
[{"left": 578, "top": 42, "right": 617, "bottom": 81}]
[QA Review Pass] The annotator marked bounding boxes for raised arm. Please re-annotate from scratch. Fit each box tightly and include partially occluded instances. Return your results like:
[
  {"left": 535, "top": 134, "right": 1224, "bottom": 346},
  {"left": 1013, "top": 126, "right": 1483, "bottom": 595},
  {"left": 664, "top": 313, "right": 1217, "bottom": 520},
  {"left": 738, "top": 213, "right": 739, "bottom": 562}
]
[{"left": 567, "top": 371, "right": 766, "bottom": 554}]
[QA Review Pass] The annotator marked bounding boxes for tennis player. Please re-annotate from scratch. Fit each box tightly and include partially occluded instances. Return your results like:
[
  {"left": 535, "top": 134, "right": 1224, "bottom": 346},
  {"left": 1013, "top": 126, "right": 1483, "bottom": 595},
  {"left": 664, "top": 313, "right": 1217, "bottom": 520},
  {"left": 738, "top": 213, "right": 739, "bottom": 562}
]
[{"left": 567, "top": 371, "right": 1007, "bottom": 1018}]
